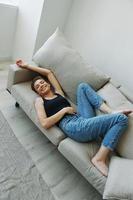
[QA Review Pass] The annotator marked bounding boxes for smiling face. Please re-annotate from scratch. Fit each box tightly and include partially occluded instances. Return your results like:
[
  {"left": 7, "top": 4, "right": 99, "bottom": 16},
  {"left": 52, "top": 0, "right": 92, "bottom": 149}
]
[{"left": 34, "top": 78, "right": 51, "bottom": 96}]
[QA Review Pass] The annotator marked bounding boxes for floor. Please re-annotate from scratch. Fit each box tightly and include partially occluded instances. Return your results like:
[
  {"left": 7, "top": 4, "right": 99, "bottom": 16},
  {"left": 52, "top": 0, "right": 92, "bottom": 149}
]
[
  {"left": 0, "top": 61, "right": 102, "bottom": 200},
  {"left": 0, "top": 106, "right": 56, "bottom": 200},
  {"left": 0, "top": 61, "right": 11, "bottom": 90}
]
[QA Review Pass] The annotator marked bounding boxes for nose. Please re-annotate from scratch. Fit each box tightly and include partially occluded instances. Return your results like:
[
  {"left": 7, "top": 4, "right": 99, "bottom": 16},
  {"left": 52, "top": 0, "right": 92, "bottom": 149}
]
[
  {"left": 38, "top": 83, "right": 43, "bottom": 91},
  {"left": 40, "top": 84, "right": 43, "bottom": 88}
]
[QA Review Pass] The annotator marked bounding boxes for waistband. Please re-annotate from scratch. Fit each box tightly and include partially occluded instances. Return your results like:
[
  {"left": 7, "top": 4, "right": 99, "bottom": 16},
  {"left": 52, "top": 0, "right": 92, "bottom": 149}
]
[{"left": 57, "top": 113, "right": 79, "bottom": 127}]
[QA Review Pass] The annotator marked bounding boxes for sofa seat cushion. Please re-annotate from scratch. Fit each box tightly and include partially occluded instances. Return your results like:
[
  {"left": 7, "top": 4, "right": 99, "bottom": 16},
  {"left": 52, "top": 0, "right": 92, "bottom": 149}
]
[
  {"left": 58, "top": 138, "right": 107, "bottom": 194},
  {"left": 33, "top": 28, "right": 110, "bottom": 103},
  {"left": 11, "top": 81, "right": 66, "bottom": 146},
  {"left": 103, "top": 156, "right": 133, "bottom": 200},
  {"left": 97, "top": 82, "right": 133, "bottom": 110}
]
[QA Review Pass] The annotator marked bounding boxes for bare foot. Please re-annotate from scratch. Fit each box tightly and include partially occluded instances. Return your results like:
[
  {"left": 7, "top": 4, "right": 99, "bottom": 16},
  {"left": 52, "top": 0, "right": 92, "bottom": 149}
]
[
  {"left": 91, "top": 157, "right": 108, "bottom": 177},
  {"left": 111, "top": 109, "right": 133, "bottom": 116}
]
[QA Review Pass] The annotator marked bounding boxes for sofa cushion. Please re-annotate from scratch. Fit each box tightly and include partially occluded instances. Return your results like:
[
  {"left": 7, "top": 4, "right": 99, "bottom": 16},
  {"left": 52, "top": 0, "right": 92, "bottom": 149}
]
[
  {"left": 97, "top": 82, "right": 131, "bottom": 109},
  {"left": 33, "top": 28, "right": 110, "bottom": 103},
  {"left": 97, "top": 82, "right": 133, "bottom": 115},
  {"left": 11, "top": 81, "right": 66, "bottom": 146},
  {"left": 119, "top": 86, "right": 133, "bottom": 104},
  {"left": 103, "top": 156, "right": 133, "bottom": 200},
  {"left": 58, "top": 137, "right": 107, "bottom": 194},
  {"left": 117, "top": 116, "right": 133, "bottom": 159}
]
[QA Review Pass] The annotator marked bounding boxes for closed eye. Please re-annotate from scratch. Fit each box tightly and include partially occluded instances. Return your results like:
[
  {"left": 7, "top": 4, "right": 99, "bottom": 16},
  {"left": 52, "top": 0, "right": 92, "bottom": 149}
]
[{"left": 35, "top": 85, "right": 39, "bottom": 89}]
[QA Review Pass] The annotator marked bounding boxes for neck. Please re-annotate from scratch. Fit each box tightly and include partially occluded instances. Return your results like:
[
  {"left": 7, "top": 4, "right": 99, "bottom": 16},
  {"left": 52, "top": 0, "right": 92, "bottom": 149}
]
[{"left": 42, "top": 90, "right": 55, "bottom": 98}]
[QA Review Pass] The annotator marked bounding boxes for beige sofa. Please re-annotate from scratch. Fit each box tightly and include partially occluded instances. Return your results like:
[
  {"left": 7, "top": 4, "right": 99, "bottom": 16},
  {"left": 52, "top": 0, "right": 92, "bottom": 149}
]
[
  {"left": 7, "top": 29, "right": 133, "bottom": 200},
  {"left": 7, "top": 62, "right": 133, "bottom": 200}
]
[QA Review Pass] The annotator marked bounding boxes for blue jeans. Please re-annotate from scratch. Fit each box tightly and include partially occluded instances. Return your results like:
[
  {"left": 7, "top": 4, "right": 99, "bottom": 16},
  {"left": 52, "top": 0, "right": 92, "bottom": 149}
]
[{"left": 58, "top": 83, "right": 128, "bottom": 150}]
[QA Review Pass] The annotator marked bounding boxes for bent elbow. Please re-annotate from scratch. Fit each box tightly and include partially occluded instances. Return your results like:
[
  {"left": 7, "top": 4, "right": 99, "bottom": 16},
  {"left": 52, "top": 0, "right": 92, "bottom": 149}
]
[
  {"left": 42, "top": 121, "right": 51, "bottom": 129},
  {"left": 47, "top": 70, "right": 52, "bottom": 76}
]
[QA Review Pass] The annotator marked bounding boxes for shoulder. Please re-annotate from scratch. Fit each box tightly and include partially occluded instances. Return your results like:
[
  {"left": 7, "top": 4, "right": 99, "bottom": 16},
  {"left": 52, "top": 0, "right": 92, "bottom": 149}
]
[
  {"left": 55, "top": 91, "right": 66, "bottom": 98},
  {"left": 34, "top": 97, "right": 43, "bottom": 105}
]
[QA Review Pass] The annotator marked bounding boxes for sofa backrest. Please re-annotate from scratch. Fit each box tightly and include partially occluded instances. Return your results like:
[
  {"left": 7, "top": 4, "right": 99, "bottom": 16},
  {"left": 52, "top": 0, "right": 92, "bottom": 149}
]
[{"left": 33, "top": 28, "right": 110, "bottom": 104}]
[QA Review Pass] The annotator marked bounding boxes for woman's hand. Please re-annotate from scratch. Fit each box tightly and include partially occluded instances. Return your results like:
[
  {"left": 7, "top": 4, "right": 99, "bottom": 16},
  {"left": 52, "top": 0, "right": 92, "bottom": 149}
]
[
  {"left": 16, "top": 59, "right": 28, "bottom": 69},
  {"left": 111, "top": 109, "right": 133, "bottom": 116},
  {"left": 63, "top": 107, "right": 76, "bottom": 114}
]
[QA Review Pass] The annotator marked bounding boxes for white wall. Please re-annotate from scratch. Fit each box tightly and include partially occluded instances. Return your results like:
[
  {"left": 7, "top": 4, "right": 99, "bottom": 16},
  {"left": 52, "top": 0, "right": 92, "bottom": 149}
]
[
  {"left": 34, "top": 0, "right": 73, "bottom": 53},
  {"left": 64, "top": 0, "right": 133, "bottom": 92},
  {"left": 0, "top": 0, "right": 20, "bottom": 6},
  {"left": 12, "top": 0, "right": 44, "bottom": 61},
  {"left": 0, "top": 3, "right": 18, "bottom": 61}
]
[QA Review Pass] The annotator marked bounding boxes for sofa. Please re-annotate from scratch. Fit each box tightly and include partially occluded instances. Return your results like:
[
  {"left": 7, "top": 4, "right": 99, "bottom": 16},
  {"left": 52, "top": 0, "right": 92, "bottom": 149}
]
[{"left": 7, "top": 28, "right": 133, "bottom": 200}]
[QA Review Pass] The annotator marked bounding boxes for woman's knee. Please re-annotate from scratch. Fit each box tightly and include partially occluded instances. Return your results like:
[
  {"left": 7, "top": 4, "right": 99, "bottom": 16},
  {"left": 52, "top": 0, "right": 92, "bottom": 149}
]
[
  {"left": 117, "top": 113, "right": 128, "bottom": 126},
  {"left": 77, "top": 82, "right": 91, "bottom": 92}
]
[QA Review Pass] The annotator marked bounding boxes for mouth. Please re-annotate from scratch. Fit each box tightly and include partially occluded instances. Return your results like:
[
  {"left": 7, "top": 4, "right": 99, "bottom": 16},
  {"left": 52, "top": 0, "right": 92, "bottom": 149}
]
[{"left": 40, "top": 85, "right": 47, "bottom": 92}]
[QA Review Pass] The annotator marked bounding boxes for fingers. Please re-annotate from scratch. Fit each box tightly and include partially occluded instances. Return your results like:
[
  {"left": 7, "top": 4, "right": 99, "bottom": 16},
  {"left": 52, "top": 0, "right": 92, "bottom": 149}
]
[
  {"left": 16, "top": 59, "right": 22, "bottom": 64},
  {"left": 72, "top": 108, "right": 77, "bottom": 114},
  {"left": 122, "top": 110, "right": 133, "bottom": 116},
  {"left": 123, "top": 110, "right": 133, "bottom": 114},
  {"left": 67, "top": 107, "right": 76, "bottom": 114},
  {"left": 16, "top": 59, "right": 23, "bottom": 66}
]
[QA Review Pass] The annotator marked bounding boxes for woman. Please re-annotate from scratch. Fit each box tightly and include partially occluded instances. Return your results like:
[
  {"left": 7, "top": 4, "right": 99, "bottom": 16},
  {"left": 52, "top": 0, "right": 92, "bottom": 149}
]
[{"left": 16, "top": 59, "right": 132, "bottom": 177}]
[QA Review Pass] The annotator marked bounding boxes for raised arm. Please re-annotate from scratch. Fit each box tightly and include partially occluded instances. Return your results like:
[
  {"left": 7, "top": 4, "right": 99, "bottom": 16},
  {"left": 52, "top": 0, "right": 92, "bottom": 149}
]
[
  {"left": 16, "top": 59, "right": 65, "bottom": 96},
  {"left": 47, "top": 71, "right": 65, "bottom": 96},
  {"left": 16, "top": 59, "right": 51, "bottom": 76}
]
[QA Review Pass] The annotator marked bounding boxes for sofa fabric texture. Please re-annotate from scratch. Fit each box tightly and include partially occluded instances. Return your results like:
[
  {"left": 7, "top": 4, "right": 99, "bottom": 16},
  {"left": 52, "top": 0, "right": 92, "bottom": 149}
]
[
  {"left": 97, "top": 83, "right": 133, "bottom": 159},
  {"left": 103, "top": 156, "right": 133, "bottom": 200},
  {"left": 11, "top": 82, "right": 66, "bottom": 146},
  {"left": 58, "top": 138, "right": 106, "bottom": 194},
  {"left": 33, "top": 28, "right": 110, "bottom": 103}
]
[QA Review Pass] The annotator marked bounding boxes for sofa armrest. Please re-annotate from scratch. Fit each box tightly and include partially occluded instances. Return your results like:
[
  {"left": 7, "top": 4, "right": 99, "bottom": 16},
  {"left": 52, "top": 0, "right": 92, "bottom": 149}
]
[
  {"left": 119, "top": 86, "right": 133, "bottom": 103},
  {"left": 7, "top": 63, "right": 38, "bottom": 93}
]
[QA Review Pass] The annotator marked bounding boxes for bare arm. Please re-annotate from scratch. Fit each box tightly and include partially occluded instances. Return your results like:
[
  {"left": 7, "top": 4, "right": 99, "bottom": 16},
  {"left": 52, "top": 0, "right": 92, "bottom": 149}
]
[
  {"left": 35, "top": 97, "right": 75, "bottom": 129},
  {"left": 47, "top": 71, "right": 65, "bottom": 96},
  {"left": 16, "top": 59, "right": 65, "bottom": 96},
  {"left": 16, "top": 59, "right": 51, "bottom": 76}
]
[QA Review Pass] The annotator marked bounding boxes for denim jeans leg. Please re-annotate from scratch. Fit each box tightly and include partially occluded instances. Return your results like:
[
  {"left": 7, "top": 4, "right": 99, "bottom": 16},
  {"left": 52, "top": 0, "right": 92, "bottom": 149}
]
[
  {"left": 77, "top": 83, "right": 96, "bottom": 118},
  {"left": 62, "top": 113, "right": 128, "bottom": 148},
  {"left": 59, "top": 83, "right": 128, "bottom": 149},
  {"left": 101, "top": 114, "right": 128, "bottom": 150},
  {"left": 76, "top": 83, "right": 104, "bottom": 118}
]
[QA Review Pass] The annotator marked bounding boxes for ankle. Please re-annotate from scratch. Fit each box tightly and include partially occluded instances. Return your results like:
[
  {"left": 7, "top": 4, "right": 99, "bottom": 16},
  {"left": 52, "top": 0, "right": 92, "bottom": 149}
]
[
  {"left": 99, "top": 102, "right": 112, "bottom": 114},
  {"left": 92, "top": 156, "right": 106, "bottom": 163}
]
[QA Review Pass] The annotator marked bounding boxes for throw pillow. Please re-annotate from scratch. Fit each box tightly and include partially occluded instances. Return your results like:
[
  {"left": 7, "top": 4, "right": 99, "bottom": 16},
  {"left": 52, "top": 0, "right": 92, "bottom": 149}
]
[
  {"left": 33, "top": 27, "right": 110, "bottom": 103},
  {"left": 103, "top": 156, "right": 133, "bottom": 200}
]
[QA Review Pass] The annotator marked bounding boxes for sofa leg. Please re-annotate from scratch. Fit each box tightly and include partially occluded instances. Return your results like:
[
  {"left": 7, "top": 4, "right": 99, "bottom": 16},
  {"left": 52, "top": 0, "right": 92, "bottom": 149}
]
[{"left": 15, "top": 102, "right": 20, "bottom": 108}]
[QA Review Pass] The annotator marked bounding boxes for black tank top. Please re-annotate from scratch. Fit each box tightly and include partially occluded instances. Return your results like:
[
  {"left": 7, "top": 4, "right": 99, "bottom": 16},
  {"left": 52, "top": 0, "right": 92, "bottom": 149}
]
[{"left": 43, "top": 93, "right": 72, "bottom": 124}]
